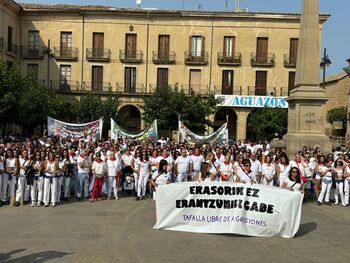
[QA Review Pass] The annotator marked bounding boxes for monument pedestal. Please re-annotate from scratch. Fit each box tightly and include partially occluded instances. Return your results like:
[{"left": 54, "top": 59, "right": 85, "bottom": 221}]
[{"left": 284, "top": 86, "right": 332, "bottom": 154}]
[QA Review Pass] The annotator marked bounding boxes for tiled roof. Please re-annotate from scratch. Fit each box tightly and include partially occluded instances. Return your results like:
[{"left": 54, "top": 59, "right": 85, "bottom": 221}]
[
  {"left": 19, "top": 3, "right": 113, "bottom": 11},
  {"left": 325, "top": 72, "right": 348, "bottom": 84}
]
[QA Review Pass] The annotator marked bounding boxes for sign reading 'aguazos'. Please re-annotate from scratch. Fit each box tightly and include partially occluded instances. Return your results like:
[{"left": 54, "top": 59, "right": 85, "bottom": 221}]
[{"left": 216, "top": 95, "right": 289, "bottom": 108}]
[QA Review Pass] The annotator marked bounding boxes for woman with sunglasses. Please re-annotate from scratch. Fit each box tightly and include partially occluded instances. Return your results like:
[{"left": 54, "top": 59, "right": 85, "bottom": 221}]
[
  {"left": 136, "top": 152, "right": 151, "bottom": 200},
  {"left": 2, "top": 149, "right": 18, "bottom": 206},
  {"left": 333, "top": 159, "right": 346, "bottom": 206},
  {"left": 15, "top": 149, "right": 32, "bottom": 206},
  {"left": 31, "top": 151, "right": 43, "bottom": 207},
  {"left": 262, "top": 155, "right": 275, "bottom": 186},
  {"left": 314, "top": 155, "right": 326, "bottom": 200},
  {"left": 106, "top": 152, "right": 122, "bottom": 200},
  {"left": 276, "top": 153, "right": 290, "bottom": 187},
  {"left": 317, "top": 159, "right": 334, "bottom": 206},
  {"left": 236, "top": 159, "right": 256, "bottom": 184},
  {"left": 43, "top": 152, "right": 58, "bottom": 207},
  {"left": 282, "top": 167, "right": 304, "bottom": 193}
]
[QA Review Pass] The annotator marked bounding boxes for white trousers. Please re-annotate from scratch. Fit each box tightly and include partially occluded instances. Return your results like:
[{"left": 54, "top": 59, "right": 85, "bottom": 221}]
[
  {"left": 37, "top": 177, "right": 44, "bottom": 202},
  {"left": 107, "top": 176, "right": 118, "bottom": 198},
  {"left": 318, "top": 180, "right": 332, "bottom": 203},
  {"left": 133, "top": 172, "right": 138, "bottom": 191},
  {"left": 57, "top": 176, "right": 63, "bottom": 202},
  {"left": 0, "top": 173, "right": 3, "bottom": 201},
  {"left": 334, "top": 181, "right": 345, "bottom": 205},
  {"left": 15, "top": 176, "right": 27, "bottom": 202},
  {"left": 64, "top": 177, "right": 71, "bottom": 198},
  {"left": 1, "top": 173, "right": 16, "bottom": 201},
  {"left": 137, "top": 174, "right": 148, "bottom": 197},
  {"left": 344, "top": 179, "right": 350, "bottom": 205},
  {"left": 31, "top": 178, "right": 39, "bottom": 203},
  {"left": 43, "top": 177, "right": 57, "bottom": 205},
  {"left": 177, "top": 173, "right": 188, "bottom": 182}
]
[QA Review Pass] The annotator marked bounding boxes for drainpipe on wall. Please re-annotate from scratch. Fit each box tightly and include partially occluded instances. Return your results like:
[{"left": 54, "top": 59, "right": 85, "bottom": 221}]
[
  {"left": 209, "top": 16, "right": 214, "bottom": 94},
  {"left": 81, "top": 13, "right": 85, "bottom": 90},
  {"left": 145, "top": 11, "right": 150, "bottom": 92}
]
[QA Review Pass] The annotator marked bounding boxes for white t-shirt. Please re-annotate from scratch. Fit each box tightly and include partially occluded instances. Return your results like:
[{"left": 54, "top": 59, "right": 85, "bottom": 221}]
[
  {"left": 284, "top": 177, "right": 302, "bottom": 191},
  {"left": 77, "top": 155, "right": 91, "bottom": 173},
  {"left": 278, "top": 163, "right": 291, "bottom": 184},
  {"left": 175, "top": 155, "right": 192, "bottom": 174},
  {"left": 250, "top": 159, "right": 262, "bottom": 177},
  {"left": 237, "top": 169, "right": 256, "bottom": 184},
  {"left": 190, "top": 155, "right": 205, "bottom": 172},
  {"left": 5, "top": 158, "right": 16, "bottom": 169},
  {"left": 46, "top": 161, "right": 56, "bottom": 177},
  {"left": 19, "top": 158, "right": 30, "bottom": 176},
  {"left": 92, "top": 161, "right": 106, "bottom": 176},
  {"left": 289, "top": 160, "right": 306, "bottom": 178},
  {"left": 319, "top": 165, "right": 332, "bottom": 182},
  {"left": 159, "top": 155, "right": 174, "bottom": 172},
  {"left": 152, "top": 171, "right": 170, "bottom": 185},
  {"left": 213, "top": 154, "right": 224, "bottom": 167},
  {"left": 139, "top": 161, "right": 150, "bottom": 177},
  {"left": 219, "top": 162, "right": 233, "bottom": 181},
  {"left": 106, "top": 159, "right": 122, "bottom": 177},
  {"left": 122, "top": 154, "right": 134, "bottom": 167},
  {"left": 262, "top": 163, "right": 275, "bottom": 185}
]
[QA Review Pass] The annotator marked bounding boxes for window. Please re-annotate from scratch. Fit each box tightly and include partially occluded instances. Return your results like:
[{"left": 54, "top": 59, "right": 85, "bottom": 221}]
[
  {"left": 255, "top": 71, "right": 267, "bottom": 95},
  {"left": 289, "top": 38, "right": 299, "bottom": 64},
  {"left": 60, "top": 32, "right": 72, "bottom": 56},
  {"left": 157, "top": 68, "right": 169, "bottom": 88},
  {"left": 27, "top": 64, "right": 39, "bottom": 81},
  {"left": 222, "top": 70, "right": 234, "bottom": 95},
  {"left": 256, "top": 37, "right": 268, "bottom": 63},
  {"left": 189, "top": 69, "right": 201, "bottom": 90},
  {"left": 28, "top": 31, "right": 40, "bottom": 56},
  {"left": 158, "top": 35, "right": 170, "bottom": 58},
  {"left": 92, "top": 66, "right": 103, "bottom": 91},
  {"left": 92, "top": 33, "right": 104, "bottom": 58},
  {"left": 125, "top": 67, "right": 136, "bottom": 93},
  {"left": 125, "top": 34, "right": 137, "bottom": 58},
  {"left": 288, "top": 71, "right": 296, "bottom": 95},
  {"left": 223, "top": 36, "right": 235, "bottom": 57},
  {"left": 60, "top": 65, "right": 71, "bottom": 90},
  {"left": 7, "top": 26, "right": 13, "bottom": 52},
  {"left": 190, "top": 36, "right": 204, "bottom": 57}
]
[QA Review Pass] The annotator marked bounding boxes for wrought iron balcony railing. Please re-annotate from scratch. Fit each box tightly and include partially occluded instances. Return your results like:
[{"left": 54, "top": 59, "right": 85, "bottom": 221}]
[
  {"left": 119, "top": 50, "right": 143, "bottom": 63},
  {"left": 251, "top": 53, "right": 275, "bottom": 67},
  {"left": 217, "top": 52, "right": 242, "bottom": 66},
  {"left": 86, "top": 48, "right": 111, "bottom": 62},
  {"left": 184, "top": 51, "right": 208, "bottom": 65},
  {"left": 53, "top": 47, "right": 79, "bottom": 60},
  {"left": 152, "top": 51, "right": 176, "bottom": 64}
]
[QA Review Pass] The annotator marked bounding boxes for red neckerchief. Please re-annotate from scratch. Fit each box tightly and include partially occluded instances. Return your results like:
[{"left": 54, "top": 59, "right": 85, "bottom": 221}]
[
  {"left": 110, "top": 157, "right": 115, "bottom": 161},
  {"left": 80, "top": 154, "right": 85, "bottom": 158},
  {"left": 69, "top": 152, "right": 76, "bottom": 157},
  {"left": 224, "top": 161, "right": 230, "bottom": 165},
  {"left": 95, "top": 158, "right": 102, "bottom": 164},
  {"left": 304, "top": 160, "right": 310, "bottom": 164}
]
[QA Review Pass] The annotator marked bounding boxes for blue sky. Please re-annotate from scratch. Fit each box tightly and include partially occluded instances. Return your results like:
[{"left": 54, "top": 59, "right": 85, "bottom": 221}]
[{"left": 19, "top": 0, "right": 349, "bottom": 75}]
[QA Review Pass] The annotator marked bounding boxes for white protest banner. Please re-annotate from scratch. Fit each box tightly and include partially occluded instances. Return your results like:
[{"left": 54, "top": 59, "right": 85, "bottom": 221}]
[
  {"left": 216, "top": 95, "right": 288, "bottom": 109},
  {"left": 178, "top": 120, "right": 228, "bottom": 145},
  {"left": 155, "top": 182, "right": 303, "bottom": 238},
  {"left": 47, "top": 117, "right": 103, "bottom": 140},
  {"left": 111, "top": 119, "right": 158, "bottom": 142}
]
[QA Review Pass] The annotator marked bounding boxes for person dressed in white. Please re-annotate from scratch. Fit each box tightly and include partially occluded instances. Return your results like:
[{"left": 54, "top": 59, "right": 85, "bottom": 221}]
[
  {"left": 175, "top": 149, "right": 192, "bottom": 182},
  {"left": 219, "top": 154, "right": 233, "bottom": 182},
  {"left": 213, "top": 147, "right": 225, "bottom": 179},
  {"left": 106, "top": 152, "right": 122, "bottom": 200},
  {"left": 344, "top": 163, "right": 350, "bottom": 206},
  {"left": 30, "top": 152, "right": 43, "bottom": 207},
  {"left": 15, "top": 150, "right": 32, "bottom": 206},
  {"left": 333, "top": 159, "right": 346, "bottom": 206},
  {"left": 151, "top": 159, "right": 171, "bottom": 201},
  {"left": 317, "top": 160, "right": 333, "bottom": 205},
  {"left": 133, "top": 151, "right": 141, "bottom": 195},
  {"left": 282, "top": 167, "right": 304, "bottom": 192},
  {"left": 0, "top": 154, "right": 4, "bottom": 207},
  {"left": 303, "top": 153, "right": 315, "bottom": 198},
  {"left": 137, "top": 152, "right": 150, "bottom": 200},
  {"left": 76, "top": 149, "right": 91, "bottom": 200},
  {"left": 276, "top": 153, "right": 290, "bottom": 187},
  {"left": 43, "top": 152, "right": 58, "bottom": 207},
  {"left": 2, "top": 149, "right": 18, "bottom": 205},
  {"left": 236, "top": 159, "right": 256, "bottom": 184},
  {"left": 190, "top": 148, "right": 205, "bottom": 181},
  {"left": 62, "top": 149, "right": 72, "bottom": 202},
  {"left": 250, "top": 153, "right": 262, "bottom": 183},
  {"left": 262, "top": 155, "right": 275, "bottom": 186},
  {"left": 149, "top": 149, "right": 160, "bottom": 174}
]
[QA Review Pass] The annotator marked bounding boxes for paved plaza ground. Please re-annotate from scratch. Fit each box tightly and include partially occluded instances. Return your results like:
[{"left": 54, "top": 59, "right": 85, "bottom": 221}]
[{"left": 0, "top": 197, "right": 349, "bottom": 263}]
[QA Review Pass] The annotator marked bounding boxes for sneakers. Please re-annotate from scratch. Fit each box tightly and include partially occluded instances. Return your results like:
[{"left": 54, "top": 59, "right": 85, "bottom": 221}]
[
  {"left": 115, "top": 196, "right": 119, "bottom": 200},
  {"left": 90, "top": 198, "right": 95, "bottom": 203},
  {"left": 37, "top": 203, "right": 42, "bottom": 207},
  {"left": 334, "top": 201, "right": 339, "bottom": 205},
  {"left": 51, "top": 203, "right": 56, "bottom": 207},
  {"left": 31, "top": 202, "right": 36, "bottom": 207},
  {"left": 44, "top": 204, "right": 49, "bottom": 207},
  {"left": 317, "top": 201, "right": 322, "bottom": 206}
]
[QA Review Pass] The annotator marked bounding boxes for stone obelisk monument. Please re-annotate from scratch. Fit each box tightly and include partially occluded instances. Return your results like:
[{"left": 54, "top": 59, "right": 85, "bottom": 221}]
[{"left": 284, "top": 0, "right": 332, "bottom": 154}]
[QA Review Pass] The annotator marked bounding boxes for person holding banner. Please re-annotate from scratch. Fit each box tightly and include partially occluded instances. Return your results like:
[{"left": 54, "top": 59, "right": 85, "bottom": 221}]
[
  {"left": 106, "top": 152, "right": 122, "bottom": 200},
  {"left": 261, "top": 155, "right": 275, "bottom": 186},
  {"left": 276, "top": 153, "right": 290, "bottom": 187},
  {"left": 219, "top": 153, "right": 234, "bottom": 182},
  {"left": 76, "top": 149, "right": 91, "bottom": 201},
  {"left": 175, "top": 149, "right": 192, "bottom": 182},
  {"left": 249, "top": 153, "right": 262, "bottom": 183},
  {"left": 236, "top": 159, "right": 256, "bottom": 184},
  {"left": 190, "top": 148, "right": 205, "bottom": 181},
  {"left": 151, "top": 159, "right": 171, "bottom": 200},
  {"left": 282, "top": 167, "right": 304, "bottom": 192}
]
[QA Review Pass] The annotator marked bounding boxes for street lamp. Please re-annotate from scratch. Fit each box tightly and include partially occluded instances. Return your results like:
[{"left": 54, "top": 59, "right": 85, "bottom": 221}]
[
  {"left": 44, "top": 40, "right": 53, "bottom": 89},
  {"left": 342, "top": 58, "right": 350, "bottom": 139},
  {"left": 320, "top": 48, "right": 332, "bottom": 89}
]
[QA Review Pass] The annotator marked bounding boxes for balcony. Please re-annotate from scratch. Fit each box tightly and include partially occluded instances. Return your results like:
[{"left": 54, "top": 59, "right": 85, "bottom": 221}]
[
  {"left": 82, "top": 81, "right": 113, "bottom": 93},
  {"left": 116, "top": 83, "right": 148, "bottom": 95},
  {"left": 152, "top": 51, "right": 176, "bottom": 64},
  {"left": 213, "top": 86, "right": 243, "bottom": 95},
  {"left": 119, "top": 50, "right": 143, "bottom": 63},
  {"left": 217, "top": 52, "right": 242, "bottom": 66},
  {"left": 250, "top": 53, "right": 275, "bottom": 67},
  {"left": 53, "top": 47, "right": 79, "bottom": 61},
  {"left": 21, "top": 46, "right": 44, "bottom": 59},
  {"left": 184, "top": 51, "right": 208, "bottom": 66},
  {"left": 6, "top": 42, "right": 19, "bottom": 57},
  {"left": 86, "top": 48, "right": 111, "bottom": 62},
  {"left": 0, "top": 38, "right": 4, "bottom": 51},
  {"left": 284, "top": 54, "right": 297, "bottom": 68},
  {"left": 180, "top": 84, "right": 210, "bottom": 96},
  {"left": 50, "top": 80, "right": 80, "bottom": 91}
]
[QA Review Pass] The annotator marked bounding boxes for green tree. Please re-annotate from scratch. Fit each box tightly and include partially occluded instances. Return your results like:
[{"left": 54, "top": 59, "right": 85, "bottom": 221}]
[
  {"left": 326, "top": 107, "right": 347, "bottom": 126},
  {"left": 142, "top": 85, "right": 221, "bottom": 134},
  {"left": 247, "top": 107, "right": 288, "bottom": 140}
]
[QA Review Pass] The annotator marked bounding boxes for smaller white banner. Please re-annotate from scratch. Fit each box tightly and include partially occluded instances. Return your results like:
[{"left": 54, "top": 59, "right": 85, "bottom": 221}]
[
  {"left": 155, "top": 182, "right": 303, "bottom": 238},
  {"left": 216, "top": 95, "right": 288, "bottom": 108}
]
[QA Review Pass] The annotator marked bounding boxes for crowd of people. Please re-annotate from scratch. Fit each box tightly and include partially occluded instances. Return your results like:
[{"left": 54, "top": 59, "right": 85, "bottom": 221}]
[{"left": 0, "top": 135, "right": 349, "bottom": 208}]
